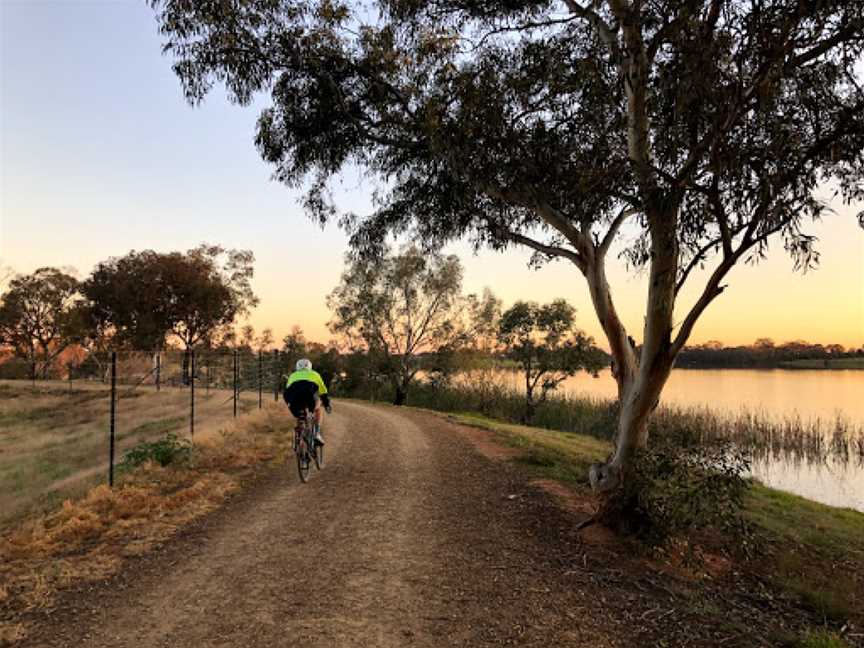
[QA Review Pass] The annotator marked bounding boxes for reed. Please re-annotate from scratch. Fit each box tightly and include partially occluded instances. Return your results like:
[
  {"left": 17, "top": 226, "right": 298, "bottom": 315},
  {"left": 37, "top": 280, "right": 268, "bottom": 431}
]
[{"left": 349, "top": 378, "right": 864, "bottom": 467}]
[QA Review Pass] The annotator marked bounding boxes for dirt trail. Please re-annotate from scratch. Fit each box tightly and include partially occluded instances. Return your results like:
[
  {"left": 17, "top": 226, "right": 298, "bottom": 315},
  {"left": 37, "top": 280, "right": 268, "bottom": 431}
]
[{"left": 25, "top": 401, "right": 616, "bottom": 647}]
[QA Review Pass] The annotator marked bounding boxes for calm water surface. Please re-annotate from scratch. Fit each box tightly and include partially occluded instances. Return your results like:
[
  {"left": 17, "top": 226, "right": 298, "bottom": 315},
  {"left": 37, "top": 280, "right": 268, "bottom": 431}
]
[
  {"left": 559, "top": 368, "right": 864, "bottom": 423},
  {"left": 489, "top": 368, "right": 864, "bottom": 511}
]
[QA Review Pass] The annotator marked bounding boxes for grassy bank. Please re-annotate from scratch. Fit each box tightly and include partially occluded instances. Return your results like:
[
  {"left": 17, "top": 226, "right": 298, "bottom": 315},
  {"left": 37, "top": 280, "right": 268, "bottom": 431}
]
[
  {"left": 438, "top": 410, "right": 864, "bottom": 643},
  {"left": 354, "top": 379, "right": 864, "bottom": 466},
  {"left": 0, "top": 382, "right": 262, "bottom": 526},
  {"left": 0, "top": 403, "right": 292, "bottom": 644}
]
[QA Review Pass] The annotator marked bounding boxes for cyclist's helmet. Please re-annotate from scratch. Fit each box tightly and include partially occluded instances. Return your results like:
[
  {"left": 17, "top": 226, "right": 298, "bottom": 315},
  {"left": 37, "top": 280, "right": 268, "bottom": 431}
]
[{"left": 296, "top": 358, "right": 312, "bottom": 371}]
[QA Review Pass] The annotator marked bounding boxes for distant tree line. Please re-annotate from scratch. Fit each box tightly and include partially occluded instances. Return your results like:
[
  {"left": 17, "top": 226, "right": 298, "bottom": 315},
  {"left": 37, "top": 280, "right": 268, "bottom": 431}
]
[
  {"left": 675, "top": 339, "right": 863, "bottom": 369},
  {"left": 0, "top": 244, "right": 260, "bottom": 380}
]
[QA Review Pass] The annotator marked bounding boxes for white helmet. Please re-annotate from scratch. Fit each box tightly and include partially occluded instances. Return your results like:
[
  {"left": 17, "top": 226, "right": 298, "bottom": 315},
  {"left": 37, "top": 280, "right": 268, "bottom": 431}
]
[{"left": 296, "top": 358, "right": 312, "bottom": 371}]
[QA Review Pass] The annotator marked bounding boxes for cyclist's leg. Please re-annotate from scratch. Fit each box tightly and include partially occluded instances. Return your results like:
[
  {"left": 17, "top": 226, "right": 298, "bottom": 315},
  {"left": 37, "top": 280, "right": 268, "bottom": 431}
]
[{"left": 311, "top": 394, "right": 324, "bottom": 444}]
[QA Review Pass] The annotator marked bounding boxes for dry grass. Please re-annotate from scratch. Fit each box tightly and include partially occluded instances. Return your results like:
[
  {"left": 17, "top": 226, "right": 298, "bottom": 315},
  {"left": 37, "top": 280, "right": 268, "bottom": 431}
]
[
  {"left": 0, "top": 381, "right": 266, "bottom": 525},
  {"left": 0, "top": 403, "right": 291, "bottom": 643}
]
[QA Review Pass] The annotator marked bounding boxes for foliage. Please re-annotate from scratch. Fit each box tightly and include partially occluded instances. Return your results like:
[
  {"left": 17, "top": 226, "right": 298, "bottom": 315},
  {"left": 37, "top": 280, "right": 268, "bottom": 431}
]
[
  {"left": 796, "top": 630, "right": 852, "bottom": 648},
  {"left": 151, "top": 0, "right": 864, "bottom": 492},
  {"left": 281, "top": 325, "right": 308, "bottom": 363},
  {"left": 498, "top": 299, "right": 607, "bottom": 421},
  {"left": 601, "top": 429, "right": 752, "bottom": 547},
  {"left": 327, "top": 246, "right": 467, "bottom": 404},
  {"left": 80, "top": 245, "right": 257, "bottom": 351},
  {"left": 121, "top": 433, "right": 192, "bottom": 468},
  {"left": 0, "top": 268, "right": 80, "bottom": 379}
]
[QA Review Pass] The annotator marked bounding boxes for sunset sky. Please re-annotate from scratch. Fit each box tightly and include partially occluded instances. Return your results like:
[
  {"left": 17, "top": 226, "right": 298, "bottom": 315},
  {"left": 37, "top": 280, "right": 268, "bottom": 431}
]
[{"left": 1, "top": 1, "right": 862, "bottom": 350}]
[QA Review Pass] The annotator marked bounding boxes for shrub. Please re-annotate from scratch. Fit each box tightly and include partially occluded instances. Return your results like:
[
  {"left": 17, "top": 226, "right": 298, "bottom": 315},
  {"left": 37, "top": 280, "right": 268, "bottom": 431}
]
[
  {"left": 796, "top": 630, "right": 851, "bottom": 648},
  {"left": 602, "top": 427, "right": 752, "bottom": 548},
  {"left": 121, "top": 433, "right": 192, "bottom": 468}
]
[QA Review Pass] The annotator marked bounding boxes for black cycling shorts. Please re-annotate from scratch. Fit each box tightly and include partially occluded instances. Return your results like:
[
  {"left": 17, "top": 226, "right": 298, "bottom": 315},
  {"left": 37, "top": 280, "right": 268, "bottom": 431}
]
[{"left": 284, "top": 390, "right": 319, "bottom": 419}]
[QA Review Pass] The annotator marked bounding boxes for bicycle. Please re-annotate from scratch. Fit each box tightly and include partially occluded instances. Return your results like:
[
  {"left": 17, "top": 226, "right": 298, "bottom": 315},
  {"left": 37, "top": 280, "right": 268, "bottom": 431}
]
[{"left": 293, "top": 409, "right": 323, "bottom": 482}]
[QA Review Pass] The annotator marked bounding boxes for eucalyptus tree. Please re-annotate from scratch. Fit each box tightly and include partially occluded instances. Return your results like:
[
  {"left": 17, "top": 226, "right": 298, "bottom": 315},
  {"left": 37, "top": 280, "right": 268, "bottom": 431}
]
[
  {"left": 152, "top": 0, "right": 864, "bottom": 493},
  {"left": 0, "top": 268, "right": 80, "bottom": 379},
  {"left": 82, "top": 246, "right": 257, "bottom": 352},
  {"left": 499, "top": 300, "right": 606, "bottom": 422},
  {"left": 328, "top": 246, "right": 465, "bottom": 404}
]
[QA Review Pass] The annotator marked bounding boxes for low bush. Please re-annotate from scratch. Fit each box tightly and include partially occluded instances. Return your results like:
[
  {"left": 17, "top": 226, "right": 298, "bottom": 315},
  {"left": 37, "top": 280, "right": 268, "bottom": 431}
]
[
  {"left": 121, "top": 433, "right": 192, "bottom": 468},
  {"left": 601, "top": 428, "right": 752, "bottom": 548},
  {"left": 796, "top": 629, "right": 852, "bottom": 648}
]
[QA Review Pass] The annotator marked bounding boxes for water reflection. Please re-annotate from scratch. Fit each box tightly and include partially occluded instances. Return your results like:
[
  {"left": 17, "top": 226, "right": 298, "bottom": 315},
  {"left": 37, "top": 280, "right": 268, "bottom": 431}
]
[
  {"left": 752, "top": 458, "right": 864, "bottom": 511},
  {"left": 557, "top": 368, "right": 864, "bottom": 424}
]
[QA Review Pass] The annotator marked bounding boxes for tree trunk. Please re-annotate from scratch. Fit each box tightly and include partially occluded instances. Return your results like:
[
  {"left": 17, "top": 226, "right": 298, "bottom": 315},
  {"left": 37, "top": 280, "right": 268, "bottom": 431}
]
[
  {"left": 393, "top": 385, "right": 407, "bottom": 406},
  {"left": 587, "top": 203, "right": 680, "bottom": 494},
  {"left": 589, "top": 358, "right": 673, "bottom": 491}
]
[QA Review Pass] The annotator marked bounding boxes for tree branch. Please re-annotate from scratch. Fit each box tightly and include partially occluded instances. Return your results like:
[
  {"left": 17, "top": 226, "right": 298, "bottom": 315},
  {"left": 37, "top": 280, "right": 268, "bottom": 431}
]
[
  {"left": 598, "top": 207, "right": 636, "bottom": 258},
  {"left": 561, "top": 0, "right": 619, "bottom": 56},
  {"left": 502, "top": 228, "right": 587, "bottom": 272},
  {"left": 789, "top": 18, "right": 864, "bottom": 69}
]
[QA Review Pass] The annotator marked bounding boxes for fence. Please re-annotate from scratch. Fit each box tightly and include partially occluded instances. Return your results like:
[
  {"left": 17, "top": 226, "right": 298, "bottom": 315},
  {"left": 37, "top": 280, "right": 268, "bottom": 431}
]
[{"left": 0, "top": 348, "right": 296, "bottom": 525}]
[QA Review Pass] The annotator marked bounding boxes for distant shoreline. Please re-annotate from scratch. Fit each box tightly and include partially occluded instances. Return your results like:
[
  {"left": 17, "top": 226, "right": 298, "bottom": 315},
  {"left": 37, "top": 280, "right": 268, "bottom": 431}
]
[{"left": 674, "top": 358, "right": 864, "bottom": 370}]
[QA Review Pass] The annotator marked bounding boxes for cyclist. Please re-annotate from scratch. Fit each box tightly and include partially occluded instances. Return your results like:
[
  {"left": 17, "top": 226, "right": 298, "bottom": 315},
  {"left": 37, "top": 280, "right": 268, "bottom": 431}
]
[{"left": 283, "top": 358, "right": 331, "bottom": 445}]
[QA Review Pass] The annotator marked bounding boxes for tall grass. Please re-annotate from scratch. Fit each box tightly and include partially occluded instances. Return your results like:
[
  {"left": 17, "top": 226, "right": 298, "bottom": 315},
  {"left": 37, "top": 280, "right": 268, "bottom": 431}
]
[{"left": 344, "top": 377, "right": 864, "bottom": 467}]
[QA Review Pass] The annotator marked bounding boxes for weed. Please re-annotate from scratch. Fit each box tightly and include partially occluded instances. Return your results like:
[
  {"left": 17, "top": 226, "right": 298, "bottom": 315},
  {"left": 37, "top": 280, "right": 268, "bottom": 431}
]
[
  {"left": 796, "top": 629, "right": 851, "bottom": 648},
  {"left": 121, "top": 434, "right": 191, "bottom": 468}
]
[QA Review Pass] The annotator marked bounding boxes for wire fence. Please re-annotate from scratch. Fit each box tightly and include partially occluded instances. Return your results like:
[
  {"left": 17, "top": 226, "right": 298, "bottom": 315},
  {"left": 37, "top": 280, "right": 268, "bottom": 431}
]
[{"left": 0, "top": 349, "right": 295, "bottom": 524}]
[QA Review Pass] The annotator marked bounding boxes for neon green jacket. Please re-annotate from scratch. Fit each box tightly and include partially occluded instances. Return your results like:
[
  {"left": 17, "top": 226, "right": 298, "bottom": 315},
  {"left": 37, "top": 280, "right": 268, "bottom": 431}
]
[{"left": 284, "top": 369, "right": 328, "bottom": 394}]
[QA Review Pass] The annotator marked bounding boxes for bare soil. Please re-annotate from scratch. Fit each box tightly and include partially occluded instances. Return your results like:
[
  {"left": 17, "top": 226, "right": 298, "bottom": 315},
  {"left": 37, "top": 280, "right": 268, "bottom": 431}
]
[{"left": 10, "top": 401, "right": 853, "bottom": 647}]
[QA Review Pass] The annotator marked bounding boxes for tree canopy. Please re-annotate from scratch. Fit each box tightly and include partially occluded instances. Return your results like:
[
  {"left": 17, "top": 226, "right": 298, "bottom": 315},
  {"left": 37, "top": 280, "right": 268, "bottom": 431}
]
[
  {"left": 0, "top": 268, "right": 80, "bottom": 378},
  {"left": 327, "top": 246, "right": 466, "bottom": 404},
  {"left": 499, "top": 299, "right": 606, "bottom": 420},
  {"left": 152, "top": 0, "right": 864, "bottom": 492},
  {"left": 81, "top": 245, "right": 257, "bottom": 351}
]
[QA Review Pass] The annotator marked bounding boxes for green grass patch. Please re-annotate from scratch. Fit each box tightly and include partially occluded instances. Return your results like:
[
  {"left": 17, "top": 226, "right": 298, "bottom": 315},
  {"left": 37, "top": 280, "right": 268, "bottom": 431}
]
[
  {"left": 445, "top": 411, "right": 608, "bottom": 486},
  {"left": 745, "top": 485, "right": 864, "bottom": 561},
  {"left": 795, "top": 629, "right": 852, "bottom": 648}
]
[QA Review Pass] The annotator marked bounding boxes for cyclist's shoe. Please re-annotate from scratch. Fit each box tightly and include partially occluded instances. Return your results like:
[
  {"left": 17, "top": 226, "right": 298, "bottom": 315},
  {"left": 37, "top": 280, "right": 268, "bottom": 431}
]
[{"left": 314, "top": 434, "right": 325, "bottom": 447}]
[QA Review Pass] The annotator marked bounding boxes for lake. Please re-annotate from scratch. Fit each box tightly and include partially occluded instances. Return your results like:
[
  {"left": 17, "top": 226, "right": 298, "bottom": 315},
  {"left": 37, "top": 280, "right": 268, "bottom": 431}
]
[
  {"left": 558, "top": 368, "right": 864, "bottom": 424},
  {"left": 483, "top": 368, "right": 864, "bottom": 511}
]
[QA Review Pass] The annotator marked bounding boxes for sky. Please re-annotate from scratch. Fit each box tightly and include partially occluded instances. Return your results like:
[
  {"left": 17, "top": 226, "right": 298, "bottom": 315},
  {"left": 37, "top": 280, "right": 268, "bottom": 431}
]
[{"left": 1, "top": 1, "right": 862, "bottom": 350}]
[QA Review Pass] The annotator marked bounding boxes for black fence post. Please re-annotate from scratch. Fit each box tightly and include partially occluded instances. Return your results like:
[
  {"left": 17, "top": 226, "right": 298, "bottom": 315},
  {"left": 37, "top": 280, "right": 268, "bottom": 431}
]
[
  {"left": 109, "top": 351, "right": 117, "bottom": 487},
  {"left": 156, "top": 352, "right": 161, "bottom": 392},
  {"left": 258, "top": 351, "right": 263, "bottom": 409},
  {"left": 206, "top": 358, "right": 211, "bottom": 396},
  {"left": 233, "top": 349, "right": 238, "bottom": 418},
  {"left": 273, "top": 350, "right": 279, "bottom": 402},
  {"left": 190, "top": 350, "right": 196, "bottom": 437}
]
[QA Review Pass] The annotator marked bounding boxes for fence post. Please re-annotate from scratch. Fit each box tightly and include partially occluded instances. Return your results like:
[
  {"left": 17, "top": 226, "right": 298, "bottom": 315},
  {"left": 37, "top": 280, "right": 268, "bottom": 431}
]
[
  {"left": 273, "top": 350, "right": 280, "bottom": 402},
  {"left": 258, "top": 350, "right": 263, "bottom": 409},
  {"left": 156, "top": 352, "right": 161, "bottom": 392},
  {"left": 109, "top": 351, "right": 117, "bottom": 487},
  {"left": 206, "top": 358, "right": 210, "bottom": 396},
  {"left": 190, "top": 350, "right": 195, "bottom": 437},
  {"left": 233, "top": 349, "right": 238, "bottom": 418}
]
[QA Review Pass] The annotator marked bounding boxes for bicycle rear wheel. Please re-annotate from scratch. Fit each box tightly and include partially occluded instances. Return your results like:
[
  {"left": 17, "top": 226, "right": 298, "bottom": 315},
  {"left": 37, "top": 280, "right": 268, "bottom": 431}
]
[
  {"left": 315, "top": 442, "right": 324, "bottom": 469},
  {"left": 296, "top": 441, "right": 311, "bottom": 483}
]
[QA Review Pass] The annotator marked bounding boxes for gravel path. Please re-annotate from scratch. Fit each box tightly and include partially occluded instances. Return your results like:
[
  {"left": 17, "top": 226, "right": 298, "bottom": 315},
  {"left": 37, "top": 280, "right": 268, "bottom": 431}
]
[{"left": 24, "top": 400, "right": 614, "bottom": 647}]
